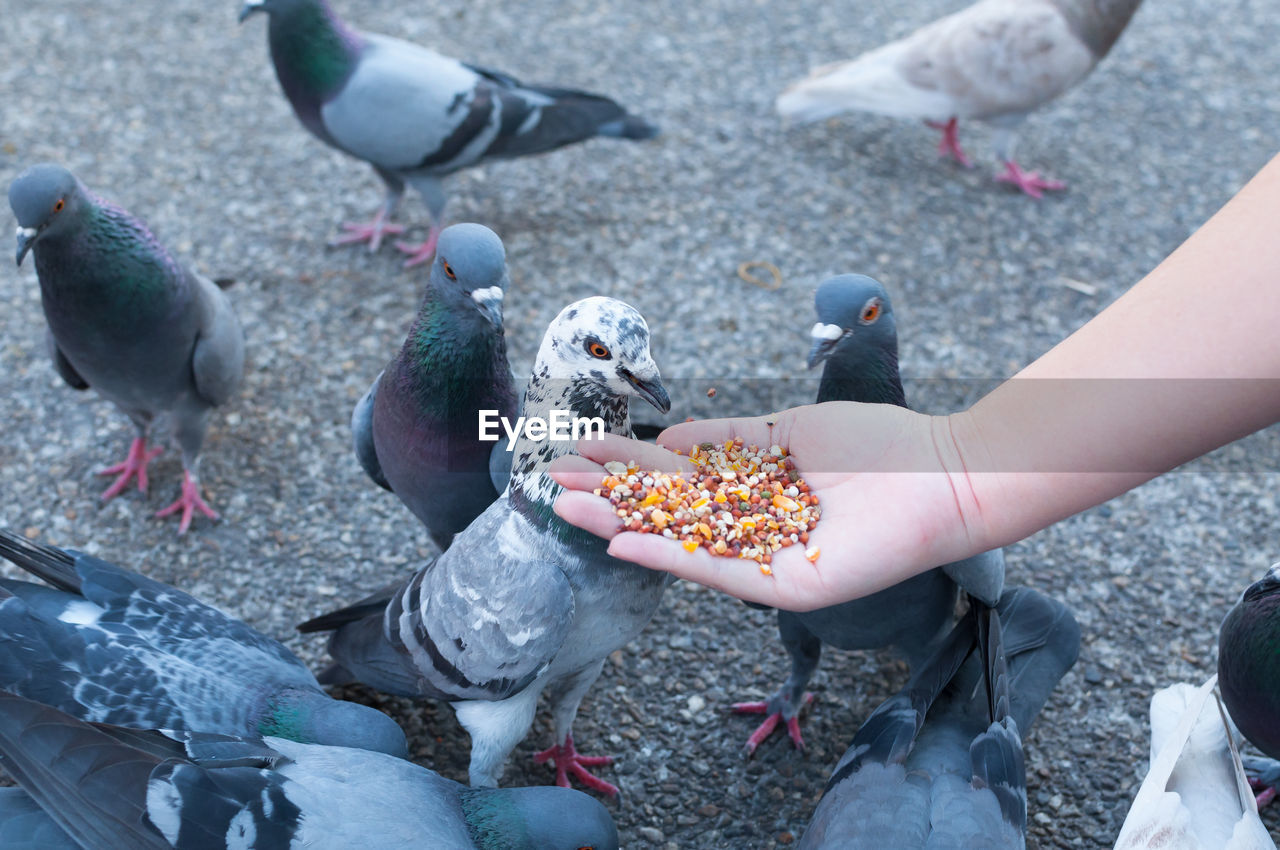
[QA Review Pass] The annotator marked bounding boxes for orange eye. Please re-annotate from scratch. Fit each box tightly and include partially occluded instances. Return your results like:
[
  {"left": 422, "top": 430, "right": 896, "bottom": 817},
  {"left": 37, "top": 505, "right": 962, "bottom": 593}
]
[
  {"left": 587, "top": 341, "right": 610, "bottom": 359},
  {"left": 53, "top": 199, "right": 65, "bottom": 213},
  {"left": 861, "top": 300, "right": 881, "bottom": 323},
  {"left": 442, "top": 260, "right": 456, "bottom": 281}
]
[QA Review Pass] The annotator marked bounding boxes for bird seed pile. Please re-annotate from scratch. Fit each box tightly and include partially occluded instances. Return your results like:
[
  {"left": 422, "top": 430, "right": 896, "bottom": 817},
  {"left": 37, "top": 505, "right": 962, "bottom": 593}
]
[{"left": 597, "top": 438, "right": 821, "bottom": 574}]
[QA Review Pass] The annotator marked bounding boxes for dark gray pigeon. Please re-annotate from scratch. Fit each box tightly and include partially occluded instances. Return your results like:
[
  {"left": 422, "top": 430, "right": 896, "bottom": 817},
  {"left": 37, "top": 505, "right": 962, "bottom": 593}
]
[
  {"left": 301, "top": 296, "right": 672, "bottom": 795},
  {"left": 0, "top": 528, "right": 408, "bottom": 758},
  {"left": 798, "top": 588, "right": 1080, "bottom": 849},
  {"left": 239, "top": 0, "right": 660, "bottom": 266},
  {"left": 776, "top": 0, "right": 1144, "bottom": 197},
  {"left": 0, "top": 691, "right": 620, "bottom": 850},
  {"left": 9, "top": 163, "right": 245, "bottom": 534},
  {"left": 352, "top": 222, "right": 518, "bottom": 550},
  {"left": 732, "top": 274, "right": 1005, "bottom": 754}
]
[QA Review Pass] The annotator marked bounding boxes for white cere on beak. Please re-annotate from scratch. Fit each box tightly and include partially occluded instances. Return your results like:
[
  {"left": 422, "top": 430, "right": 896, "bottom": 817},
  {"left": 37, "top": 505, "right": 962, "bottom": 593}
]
[
  {"left": 17, "top": 226, "right": 37, "bottom": 239},
  {"left": 811, "top": 322, "right": 844, "bottom": 341},
  {"left": 471, "top": 286, "right": 504, "bottom": 305}
]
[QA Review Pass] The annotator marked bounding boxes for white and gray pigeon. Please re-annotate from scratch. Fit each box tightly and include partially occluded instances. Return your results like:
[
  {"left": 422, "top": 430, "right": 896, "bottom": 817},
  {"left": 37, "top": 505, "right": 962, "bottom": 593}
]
[
  {"left": 1114, "top": 677, "right": 1276, "bottom": 850},
  {"left": 301, "top": 297, "right": 672, "bottom": 795},
  {"left": 731, "top": 274, "right": 1006, "bottom": 755},
  {"left": 238, "top": 0, "right": 660, "bottom": 267},
  {"left": 0, "top": 528, "right": 408, "bottom": 758},
  {"left": 798, "top": 588, "right": 1081, "bottom": 849},
  {"left": 9, "top": 163, "right": 245, "bottom": 534},
  {"left": 775, "top": 0, "right": 1144, "bottom": 197},
  {"left": 0, "top": 691, "right": 620, "bottom": 850},
  {"left": 352, "top": 222, "right": 518, "bottom": 551}
]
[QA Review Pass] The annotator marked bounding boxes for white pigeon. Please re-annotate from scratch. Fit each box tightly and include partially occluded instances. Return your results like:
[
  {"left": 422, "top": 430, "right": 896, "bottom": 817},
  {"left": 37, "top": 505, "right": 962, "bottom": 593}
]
[
  {"left": 776, "top": 0, "right": 1144, "bottom": 198},
  {"left": 1114, "top": 676, "right": 1276, "bottom": 850}
]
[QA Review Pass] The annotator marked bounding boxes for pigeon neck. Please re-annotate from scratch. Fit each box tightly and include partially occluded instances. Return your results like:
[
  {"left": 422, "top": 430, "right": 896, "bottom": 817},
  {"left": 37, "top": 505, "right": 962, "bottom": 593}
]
[
  {"left": 817, "top": 346, "right": 907, "bottom": 407},
  {"left": 507, "top": 371, "right": 630, "bottom": 544},
  {"left": 1047, "top": 0, "right": 1143, "bottom": 57},
  {"left": 34, "top": 199, "right": 183, "bottom": 327},
  {"left": 267, "top": 0, "right": 362, "bottom": 124},
  {"left": 459, "top": 789, "right": 536, "bottom": 849},
  {"left": 391, "top": 297, "right": 512, "bottom": 419}
]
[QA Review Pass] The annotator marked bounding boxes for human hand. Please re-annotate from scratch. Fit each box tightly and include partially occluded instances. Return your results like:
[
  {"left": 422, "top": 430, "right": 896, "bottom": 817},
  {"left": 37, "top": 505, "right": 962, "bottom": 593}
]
[{"left": 551, "top": 402, "right": 983, "bottom": 611}]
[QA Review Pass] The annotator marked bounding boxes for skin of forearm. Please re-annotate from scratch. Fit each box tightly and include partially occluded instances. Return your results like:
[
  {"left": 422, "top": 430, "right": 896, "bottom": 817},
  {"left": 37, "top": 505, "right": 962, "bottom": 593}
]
[{"left": 945, "top": 152, "right": 1280, "bottom": 550}]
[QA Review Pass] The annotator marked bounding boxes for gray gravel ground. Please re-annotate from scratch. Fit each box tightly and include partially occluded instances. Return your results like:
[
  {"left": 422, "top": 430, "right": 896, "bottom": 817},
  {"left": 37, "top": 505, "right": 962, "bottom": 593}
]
[{"left": 3, "top": 0, "right": 1280, "bottom": 846}]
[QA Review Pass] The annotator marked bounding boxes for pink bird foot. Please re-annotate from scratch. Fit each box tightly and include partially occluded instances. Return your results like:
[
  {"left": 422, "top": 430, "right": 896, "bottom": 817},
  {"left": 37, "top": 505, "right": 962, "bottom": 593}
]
[
  {"left": 394, "top": 226, "right": 441, "bottom": 268},
  {"left": 329, "top": 210, "right": 405, "bottom": 252},
  {"left": 731, "top": 692, "right": 815, "bottom": 757},
  {"left": 534, "top": 734, "right": 618, "bottom": 796},
  {"left": 98, "top": 437, "right": 164, "bottom": 501},
  {"left": 154, "top": 471, "right": 220, "bottom": 535},
  {"left": 924, "top": 118, "right": 972, "bottom": 168},
  {"left": 1248, "top": 776, "right": 1277, "bottom": 808},
  {"left": 994, "top": 161, "right": 1066, "bottom": 199}
]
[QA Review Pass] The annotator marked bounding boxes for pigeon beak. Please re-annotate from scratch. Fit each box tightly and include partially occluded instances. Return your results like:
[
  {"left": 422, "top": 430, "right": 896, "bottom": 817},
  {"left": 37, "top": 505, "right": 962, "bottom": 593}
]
[
  {"left": 470, "top": 285, "right": 504, "bottom": 328},
  {"left": 15, "top": 226, "right": 37, "bottom": 267},
  {"left": 806, "top": 337, "right": 839, "bottom": 370},
  {"left": 806, "top": 323, "right": 845, "bottom": 370},
  {"left": 238, "top": 0, "right": 266, "bottom": 23},
  {"left": 622, "top": 369, "right": 671, "bottom": 414}
]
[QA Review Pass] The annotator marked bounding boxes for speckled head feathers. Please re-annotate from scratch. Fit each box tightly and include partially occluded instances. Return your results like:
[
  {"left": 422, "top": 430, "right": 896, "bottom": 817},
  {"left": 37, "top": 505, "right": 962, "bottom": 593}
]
[
  {"left": 534, "top": 296, "right": 669, "bottom": 413},
  {"left": 808, "top": 274, "right": 898, "bottom": 370}
]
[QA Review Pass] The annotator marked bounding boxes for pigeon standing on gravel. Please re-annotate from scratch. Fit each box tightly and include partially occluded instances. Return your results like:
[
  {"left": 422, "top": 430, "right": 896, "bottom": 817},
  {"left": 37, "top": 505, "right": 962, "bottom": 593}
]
[
  {"left": 731, "top": 274, "right": 1005, "bottom": 755},
  {"left": 238, "top": 0, "right": 660, "bottom": 266},
  {"left": 798, "top": 588, "right": 1080, "bottom": 849},
  {"left": 0, "top": 692, "right": 620, "bottom": 850},
  {"left": 775, "top": 0, "right": 1144, "bottom": 197},
  {"left": 0, "top": 529, "right": 408, "bottom": 758},
  {"left": 1114, "top": 677, "right": 1276, "bottom": 850},
  {"left": 1218, "top": 563, "right": 1280, "bottom": 807},
  {"left": 9, "top": 163, "right": 244, "bottom": 534},
  {"left": 352, "top": 222, "right": 518, "bottom": 550},
  {"left": 301, "top": 297, "right": 672, "bottom": 795}
]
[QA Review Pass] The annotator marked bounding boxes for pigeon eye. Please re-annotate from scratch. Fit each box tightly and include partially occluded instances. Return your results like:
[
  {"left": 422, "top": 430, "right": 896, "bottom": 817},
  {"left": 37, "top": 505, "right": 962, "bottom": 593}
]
[
  {"left": 442, "top": 260, "right": 457, "bottom": 281},
  {"left": 53, "top": 199, "right": 65, "bottom": 213},
  {"left": 586, "top": 340, "right": 611, "bottom": 359},
  {"left": 860, "top": 300, "right": 881, "bottom": 323}
]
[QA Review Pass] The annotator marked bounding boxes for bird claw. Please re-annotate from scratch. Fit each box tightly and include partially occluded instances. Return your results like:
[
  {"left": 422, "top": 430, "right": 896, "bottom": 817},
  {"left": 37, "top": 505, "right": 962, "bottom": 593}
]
[
  {"left": 154, "top": 472, "right": 220, "bottom": 535},
  {"left": 994, "top": 161, "right": 1066, "bottom": 199},
  {"left": 732, "top": 692, "right": 815, "bottom": 756},
  {"left": 925, "top": 118, "right": 972, "bottom": 168},
  {"left": 330, "top": 216, "right": 405, "bottom": 252},
  {"left": 98, "top": 438, "right": 164, "bottom": 501},
  {"left": 533, "top": 734, "right": 618, "bottom": 796},
  {"left": 394, "top": 227, "right": 441, "bottom": 268}
]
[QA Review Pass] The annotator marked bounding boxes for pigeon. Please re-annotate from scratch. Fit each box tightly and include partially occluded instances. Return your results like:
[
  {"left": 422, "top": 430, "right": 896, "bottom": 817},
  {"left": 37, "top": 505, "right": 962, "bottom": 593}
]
[
  {"left": 0, "top": 528, "right": 408, "bottom": 758},
  {"left": 9, "top": 163, "right": 245, "bottom": 534},
  {"left": 0, "top": 691, "right": 620, "bottom": 850},
  {"left": 300, "top": 296, "right": 672, "bottom": 794},
  {"left": 797, "top": 587, "right": 1081, "bottom": 849},
  {"left": 239, "top": 0, "right": 660, "bottom": 266},
  {"left": 775, "top": 0, "right": 1144, "bottom": 197},
  {"left": 1218, "top": 562, "right": 1280, "bottom": 806},
  {"left": 731, "top": 274, "right": 1006, "bottom": 755},
  {"left": 352, "top": 222, "right": 518, "bottom": 550},
  {"left": 1114, "top": 677, "right": 1276, "bottom": 849}
]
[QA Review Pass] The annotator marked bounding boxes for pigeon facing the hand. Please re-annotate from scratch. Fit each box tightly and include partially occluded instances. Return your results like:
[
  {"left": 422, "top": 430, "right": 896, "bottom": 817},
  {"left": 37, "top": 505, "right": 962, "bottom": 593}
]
[
  {"left": 0, "top": 691, "right": 620, "bottom": 850},
  {"left": 0, "top": 528, "right": 408, "bottom": 758},
  {"left": 775, "top": 0, "right": 1144, "bottom": 197},
  {"left": 302, "top": 297, "right": 672, "bottom": 795},
  {"left": 1218, "top": 562, "right": 1280, "bottom": 808},
  {"left": 1114, "top": 677, "right": 1276, "bottom": 850},
  {"left": 352, "top": 223, "right": 518, "bottom": 550},
  {"left": 799, "top": 588, "right": 1080, "bottom": 849},
  {"left": 731, "top": 275, "right": 1005, "bottom": 755},
  {"left": 239, "top": 0, "right": 659, "bottom": 266},
  {"left": 9, "top": 164, "right": 244, "bottom": 534}
]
